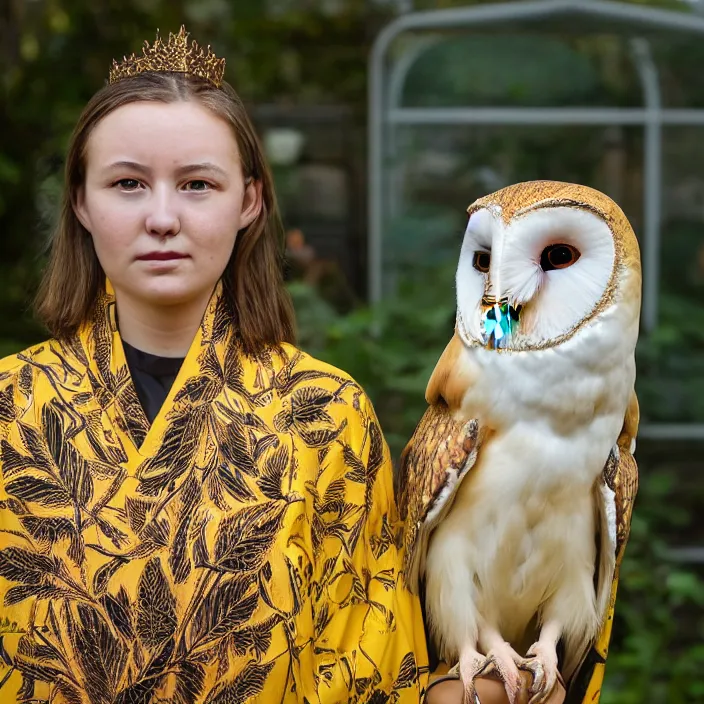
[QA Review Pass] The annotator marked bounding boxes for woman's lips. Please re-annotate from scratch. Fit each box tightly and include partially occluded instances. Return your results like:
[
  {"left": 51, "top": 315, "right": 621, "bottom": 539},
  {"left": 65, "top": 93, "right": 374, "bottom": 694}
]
[{"left": 137, "top": 251, "right": 189, "bottom": 261}]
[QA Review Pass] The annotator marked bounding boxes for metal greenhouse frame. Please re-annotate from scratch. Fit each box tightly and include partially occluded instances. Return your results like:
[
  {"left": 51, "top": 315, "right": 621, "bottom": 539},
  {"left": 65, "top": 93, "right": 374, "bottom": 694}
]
[{"left": 368, "top": 0, "right": 704, "bottom": 442}]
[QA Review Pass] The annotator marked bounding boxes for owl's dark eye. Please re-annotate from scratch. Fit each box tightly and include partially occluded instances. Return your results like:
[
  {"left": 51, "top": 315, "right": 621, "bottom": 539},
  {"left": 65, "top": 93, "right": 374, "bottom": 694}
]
[
  {"left": 473, "top": 251, "right": 491, "bottom": 273},
  {"left": 540, "top": 244, "right": 580, "bottom": 271}
]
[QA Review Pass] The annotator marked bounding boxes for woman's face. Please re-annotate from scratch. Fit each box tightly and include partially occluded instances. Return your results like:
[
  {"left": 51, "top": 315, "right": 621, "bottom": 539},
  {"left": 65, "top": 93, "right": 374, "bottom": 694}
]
[{"left": 76, "top": 100, "right": 260, "bottom": 309}]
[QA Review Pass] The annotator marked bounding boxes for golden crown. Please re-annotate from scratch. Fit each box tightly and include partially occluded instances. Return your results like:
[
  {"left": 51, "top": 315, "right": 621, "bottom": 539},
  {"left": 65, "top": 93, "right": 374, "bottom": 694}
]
[{"left": 109, "top": 26, "right": 226, "bottom": 88}]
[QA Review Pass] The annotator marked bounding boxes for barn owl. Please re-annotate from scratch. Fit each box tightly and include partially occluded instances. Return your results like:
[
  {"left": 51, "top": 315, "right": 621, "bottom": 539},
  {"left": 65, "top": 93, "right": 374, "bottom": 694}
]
[{"left": 397, "top": 181, "right": 640, "bottom": 704}]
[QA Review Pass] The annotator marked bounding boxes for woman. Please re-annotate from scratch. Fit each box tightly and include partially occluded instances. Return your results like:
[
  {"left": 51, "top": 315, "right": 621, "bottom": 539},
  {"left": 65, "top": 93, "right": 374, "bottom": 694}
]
[{"left": 0, "top": 27, "right": 428, "bottom": 703}]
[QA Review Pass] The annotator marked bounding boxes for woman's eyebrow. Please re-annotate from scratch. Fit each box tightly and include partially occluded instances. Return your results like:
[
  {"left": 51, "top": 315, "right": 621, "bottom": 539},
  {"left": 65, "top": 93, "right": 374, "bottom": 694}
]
[
  {"left": 103, "top": 160, "right": 151, "bottom": 175},
  {"left": 101, "top": 161, "right": 229, "bottom": 179},
  {"left": 174, "top": 162, "right": 229, "bottom": 179}
]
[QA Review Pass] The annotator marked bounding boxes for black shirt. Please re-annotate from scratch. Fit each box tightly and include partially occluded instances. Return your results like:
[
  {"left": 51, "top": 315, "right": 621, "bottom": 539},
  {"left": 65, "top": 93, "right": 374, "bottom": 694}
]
[{"left": 122, "top": 341, "right": 185, "bottom": 424}]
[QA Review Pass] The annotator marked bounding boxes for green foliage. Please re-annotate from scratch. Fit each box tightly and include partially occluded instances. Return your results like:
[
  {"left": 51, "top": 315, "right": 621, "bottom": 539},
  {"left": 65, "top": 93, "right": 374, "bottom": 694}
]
[
  {"left": 637, "top": 293, "right": 704, "bottom": 423},
  {"left": 635, "top": 217, "right": 704, "bottom": 423}
]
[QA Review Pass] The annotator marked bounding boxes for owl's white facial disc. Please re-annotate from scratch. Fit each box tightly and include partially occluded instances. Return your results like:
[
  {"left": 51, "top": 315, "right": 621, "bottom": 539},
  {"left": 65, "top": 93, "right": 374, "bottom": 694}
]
[{"left": 456, "top": 206, "right": 616, "bottom": 349}]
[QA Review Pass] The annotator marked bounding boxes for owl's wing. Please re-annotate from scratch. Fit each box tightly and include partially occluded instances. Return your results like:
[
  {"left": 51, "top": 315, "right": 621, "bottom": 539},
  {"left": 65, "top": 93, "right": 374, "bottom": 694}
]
[
  {"left": 566, "top": 391, "right": 639, "bottom": 700},
  {"left": 396, "top": 335, "right": 484, "bottom": 593}
]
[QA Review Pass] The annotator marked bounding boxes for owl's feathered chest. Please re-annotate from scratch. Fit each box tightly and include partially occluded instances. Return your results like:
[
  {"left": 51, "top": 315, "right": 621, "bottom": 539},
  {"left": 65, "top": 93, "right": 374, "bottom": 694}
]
[
  {"left": 461, "top": 307, "right": 636, "bottom": 448},
  {"left": 432, "top": 310, "right": 629, "bottom": 542},
  {"left": 427, "top": 331, "right": 633, "bottom": 649}
]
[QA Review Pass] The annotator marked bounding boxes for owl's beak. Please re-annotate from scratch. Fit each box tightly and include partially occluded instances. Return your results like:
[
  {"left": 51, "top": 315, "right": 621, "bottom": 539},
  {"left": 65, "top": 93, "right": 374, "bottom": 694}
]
[{"left": 481, "top": 296, "right": 522, "bottom": 350}]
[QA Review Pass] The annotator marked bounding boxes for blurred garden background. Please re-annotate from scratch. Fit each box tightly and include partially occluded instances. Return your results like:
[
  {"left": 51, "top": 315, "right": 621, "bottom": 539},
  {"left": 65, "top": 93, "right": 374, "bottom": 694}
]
[{"left": 2, "top": 0, "right": 704, "bottom": 701}]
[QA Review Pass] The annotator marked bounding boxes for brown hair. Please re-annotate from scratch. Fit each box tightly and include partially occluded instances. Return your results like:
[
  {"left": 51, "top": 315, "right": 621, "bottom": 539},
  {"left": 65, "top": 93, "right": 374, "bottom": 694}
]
[{"left": 34, "top": 71, "right": 296, "bottom": 355}]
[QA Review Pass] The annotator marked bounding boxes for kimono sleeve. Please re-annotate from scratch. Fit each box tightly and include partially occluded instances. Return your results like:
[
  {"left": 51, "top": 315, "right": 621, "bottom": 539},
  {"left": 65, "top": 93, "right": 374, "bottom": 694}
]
[
  {"left": 0, "top": 360, "right": 52, "bottom": 702},
  {"left": 310, "top": 389, "right": 429, "bottom": 703}
]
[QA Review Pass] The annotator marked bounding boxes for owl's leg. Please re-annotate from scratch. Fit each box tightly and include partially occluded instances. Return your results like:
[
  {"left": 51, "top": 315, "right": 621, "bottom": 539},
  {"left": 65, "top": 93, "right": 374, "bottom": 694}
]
[
  {"left": 523, "top": 619, "right": 560, "bottom": 704},
  {"left": 459, "top": 627, "right": 524, "bottom": 704}
]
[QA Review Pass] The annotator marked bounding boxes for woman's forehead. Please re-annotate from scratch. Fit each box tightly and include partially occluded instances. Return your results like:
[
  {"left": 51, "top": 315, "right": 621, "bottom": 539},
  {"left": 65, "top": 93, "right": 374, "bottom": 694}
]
[{"left": 86, "top": 100, "right": 239, "bottom": 166}]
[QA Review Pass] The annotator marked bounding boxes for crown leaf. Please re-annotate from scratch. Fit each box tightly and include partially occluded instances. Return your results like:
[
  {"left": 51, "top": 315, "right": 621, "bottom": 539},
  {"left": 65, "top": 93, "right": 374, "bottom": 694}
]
[{"left": 109, "top": 26, "right": 225, "bottom": 88}]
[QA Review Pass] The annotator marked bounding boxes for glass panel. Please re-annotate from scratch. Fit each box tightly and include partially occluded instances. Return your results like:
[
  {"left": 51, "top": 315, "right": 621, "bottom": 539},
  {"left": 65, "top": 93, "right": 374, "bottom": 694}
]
[
  {"left": 638, "top": 126, "right": 704, "bottom": 424},
  {"left": 400, "top": 33, "right": 641, "bottom": 109},
  {"left": 382, "top": 122, "right": 642, "bottom": 277}
]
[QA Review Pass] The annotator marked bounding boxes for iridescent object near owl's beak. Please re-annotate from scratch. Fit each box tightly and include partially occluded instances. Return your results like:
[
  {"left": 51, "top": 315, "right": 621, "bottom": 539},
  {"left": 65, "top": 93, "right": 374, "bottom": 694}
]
[{"left": 481, "top": 296, "right": 521, "bottom": 350}]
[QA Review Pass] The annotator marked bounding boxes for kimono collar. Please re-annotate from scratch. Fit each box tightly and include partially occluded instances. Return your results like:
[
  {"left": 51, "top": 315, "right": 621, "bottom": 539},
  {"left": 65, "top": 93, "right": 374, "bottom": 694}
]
[
  {"left": 78, "top": 278, "right": 233, "bottom": 455},
  {"left": 99, "top": 278, "right": 230, "bottom": 349}
]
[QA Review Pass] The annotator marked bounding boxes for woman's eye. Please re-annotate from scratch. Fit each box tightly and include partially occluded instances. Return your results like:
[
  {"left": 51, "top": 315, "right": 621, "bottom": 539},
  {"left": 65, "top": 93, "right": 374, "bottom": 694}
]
[
  {"left": 115, "top": 178, "right": 141, "bottom": 191},
  {"left": 540, "top": 244, "right": 581, "bottom": 271},
  {"left": 183, "top": 180, "right": 211, "bottom": 192},
  {"left": 473, "top": 251, "right": 491, "bottom": 273}
]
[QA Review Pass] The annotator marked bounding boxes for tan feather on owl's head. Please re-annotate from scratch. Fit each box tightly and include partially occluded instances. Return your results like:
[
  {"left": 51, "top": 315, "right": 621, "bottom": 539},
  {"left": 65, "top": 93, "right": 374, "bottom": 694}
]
[{"left": 456, "top": 180, "right": 641, "bottom": 351}]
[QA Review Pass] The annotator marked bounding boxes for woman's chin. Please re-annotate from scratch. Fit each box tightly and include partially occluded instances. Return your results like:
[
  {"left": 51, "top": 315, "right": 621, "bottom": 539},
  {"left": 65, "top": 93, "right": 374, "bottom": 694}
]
[{"left": 131, "top": 278, "right": 210, "bottom": 308}]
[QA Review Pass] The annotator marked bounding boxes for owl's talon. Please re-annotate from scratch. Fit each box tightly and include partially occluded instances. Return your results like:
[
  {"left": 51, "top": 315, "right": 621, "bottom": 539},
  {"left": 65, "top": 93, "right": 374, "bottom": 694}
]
[
  {"left": 458, "top": 648, "right": 484, "bottom": 704},
  {"left": 459, "top": 642, "right": 523, "bottom": 704},
  {"left": 523, "top": 641, "right": 559, "bottom": 704}
]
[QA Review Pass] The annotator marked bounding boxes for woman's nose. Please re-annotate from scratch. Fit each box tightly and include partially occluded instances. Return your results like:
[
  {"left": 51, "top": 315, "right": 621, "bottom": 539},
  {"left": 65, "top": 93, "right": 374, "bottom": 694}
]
[{"left": 144, "top": 186, "right": 181, "bottom": 238}]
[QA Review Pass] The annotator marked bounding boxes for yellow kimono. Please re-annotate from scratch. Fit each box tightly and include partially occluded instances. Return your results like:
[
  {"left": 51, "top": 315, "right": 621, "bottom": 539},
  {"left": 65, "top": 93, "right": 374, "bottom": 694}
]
[{"left": 0, "top": 283, "right": 429, "bottom": 703}]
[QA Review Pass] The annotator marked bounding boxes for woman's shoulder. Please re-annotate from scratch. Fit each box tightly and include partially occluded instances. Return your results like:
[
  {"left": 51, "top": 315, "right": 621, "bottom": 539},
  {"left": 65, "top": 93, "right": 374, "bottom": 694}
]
[
  {"left": 0, "top": 339, "right": 63, "bottom": 388},
  {"left": 273, "top": 344, "right": 388, "bottom": 469},
  {"left": 0, "top": 342, "right": 56, "bottom": 429},
  {"left": 274, "top": 343, "right": 378, "bottom": 420},
  {"left": 276, "top": 343, "right": 355, "bottom": 380}
]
